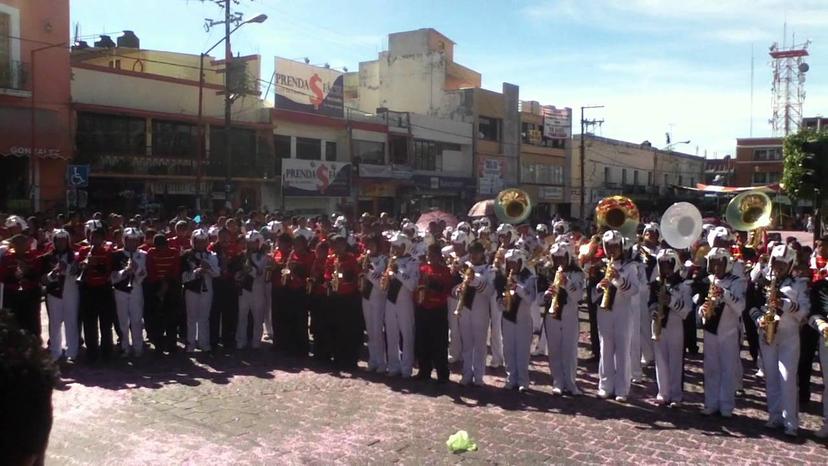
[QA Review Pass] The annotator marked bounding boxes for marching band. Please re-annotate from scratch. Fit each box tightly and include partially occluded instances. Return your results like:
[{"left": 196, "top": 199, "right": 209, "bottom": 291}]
[{"left": 2, "top": 187, "right": 828, "bottom": 439}]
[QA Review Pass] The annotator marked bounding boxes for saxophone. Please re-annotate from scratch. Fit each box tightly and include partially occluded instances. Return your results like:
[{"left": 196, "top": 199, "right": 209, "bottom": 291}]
[
  {"left": 280, "top": 251, "right": 293, "bottom": 286},
  {"left": 701, "top": 279, "right": 721, "bottom": 325},
  {"left": 548, "top": 266, "right": 565, "bottom": 320},
  {"left": 358, "top": 251, "right": 371, "bottom": 293},
  {"left": 380, "top": 255, "right": 398, "bottom": 291},
  {"left": 652, "top": 279, "right": 668, "bottom": 342},
  {"left": 493, "top": 245, "right": 506, "bottom": 270},
  {"left": 762, "top": 274, "right": 780, "bottom": 345},
  {"left": 503, "top": 268, "right": 516, "bottom": 311},
  {"left": 329, "top": 255, "right": 342, "bottom": 295},
  {"left": 599, "top": 258, "right": 615, "bottom": 311},
  {"left": 454, "top": 264, "right": 475, "bottom": 316}
]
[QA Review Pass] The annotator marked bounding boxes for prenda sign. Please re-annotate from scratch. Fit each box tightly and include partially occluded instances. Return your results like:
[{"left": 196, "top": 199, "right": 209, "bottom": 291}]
[{"left": 274, "top": 58, "right": 344, "bottom": 117}]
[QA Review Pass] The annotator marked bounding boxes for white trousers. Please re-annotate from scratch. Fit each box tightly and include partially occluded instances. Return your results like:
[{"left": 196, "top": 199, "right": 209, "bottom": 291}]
[
  {"left": 47, "top": 293, "right": 79, "bottom": 359},
  {"left": 629, "top": 303, "right": 643, "bottom": 380},
  {"left": 597, "top": 306, "right": 633, "bottom": 397},
  {"left": 447, "top": 296, "right": 462, "bottom": 362},
  {"left": 385, "top": 297, "right": 415, "bottom": 376},
  {"left": 653, "top": 316, "right": 684, "bottom": 402},
  {"left": 760, "top": 333, "right": 800, "bottom": 431},
  {"left": 489, "top": 295, "right": 504, "bottom": 366},
  {"left": 237, "top": 285, "right": 265, "bottom": 349},
  {"left": 264, "top": 285, "right": 273, "bottom": 338},
  {"left": 459, "top": 299, "right": 490, "bottom": 383},
  {"left": 363, "top": 293, "right": 387, "bottom": 370},
  {"left": 703, "top": 330, "right": 739, "bottom": 415},
  {"left": 185, "top": 290, "right": 213, "bottom": 350},
  {"left": 503, "top": 308, "right": 532, "bottom": 388},
  {"left": 544, "top": 307, "right": 579, "bottom": 392},
  {"left": 114, "top": 288, "right": 144, "bottom": 355},
  {"left": 640, "top": 292, "right": 654, "bottom": 364}
]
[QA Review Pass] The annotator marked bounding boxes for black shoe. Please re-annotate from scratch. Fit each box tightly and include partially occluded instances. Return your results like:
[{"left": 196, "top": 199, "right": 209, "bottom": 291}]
[{"left": 415, "top": 371, "right": 431, "bottom": 381}]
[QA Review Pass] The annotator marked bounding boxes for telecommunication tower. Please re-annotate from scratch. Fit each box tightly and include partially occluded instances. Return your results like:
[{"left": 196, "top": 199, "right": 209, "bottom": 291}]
[{"left": 769, "top": 37, "right": 810, "bottom": 135}]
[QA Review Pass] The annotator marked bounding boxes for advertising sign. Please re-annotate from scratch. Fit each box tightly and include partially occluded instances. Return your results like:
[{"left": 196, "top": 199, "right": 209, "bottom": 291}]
[
  {"left": 478, "top": 157, "right": 505, "bottom": 196},
  {"left": 542, "top": 106, "right": 572, "bottom": 139},
  {"left": 282, "top": 159, "right": 351, "bottom": 197},
  {"left": 274, "top": 57, "right": 344, "bottom": 117}
]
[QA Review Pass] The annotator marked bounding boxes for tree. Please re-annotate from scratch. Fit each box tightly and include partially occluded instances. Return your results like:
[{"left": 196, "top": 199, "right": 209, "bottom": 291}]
[{"left": 782, "top": 129, "right": 828, "bottom": 200}]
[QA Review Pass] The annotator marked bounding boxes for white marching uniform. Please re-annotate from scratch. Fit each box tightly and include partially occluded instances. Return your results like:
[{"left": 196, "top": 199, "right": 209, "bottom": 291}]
[
  {"left": 111, "top": 249, "right": 147, "bottom": 356},
  {"left": 697, "top": 273, "right": 746, "bottom": 416},
  {"left": 543, "top": 268, "right": 585, "bottom": 394},
  {"left": 594, "top": 259, "right": 640, "bottom": 398},
  {"left": 651, "top": 277, "right": 692, "bottom": 403},
  {"left": 488, "top": 291, "right": 505, "bottom": 367},
  {"left": 445, "top": 252, "right": 468, "bottom": 363},
  {"left": 629, "top": 260, "right": 647, "bottom": 381},
  {"left": 384, "top": 255, "right": 419, "bottom": 377},
  {"left": 754, "top": 275, "right": 809, "bottom": 433},
  {"left": 502, "top": 271, "right": 537, "bottom": 389},
  {"left": 236, "top": 253, "right": 269, "bottom": 349},
  {"left": 183, "top": 251, "right": 220, "bottom": 351},
  {"left": 363, "top": 254, "right": 388, "bottom": 372},
  {"left": 809, "top": 310, "right": 828, "bottom": 437},
  {"left": 455, "top": 262, "right": 495, "bottom": 385},
  {"left": 636, "top": 245, "right": 659, "bottom": 367},
  {"left": 45, "top": 251, "right": 80, "bottom": 360}
]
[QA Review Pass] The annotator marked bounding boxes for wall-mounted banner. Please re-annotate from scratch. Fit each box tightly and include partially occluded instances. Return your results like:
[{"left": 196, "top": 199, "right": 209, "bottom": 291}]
[
  {"left": 274, "top": 57, "right": 344, "bottom": 117},
  {"left": 282, "top": 159, "right": 351, "bottom": 197},
  {"left": 542, "top": 106, "right": 572, "bottom": 139}
]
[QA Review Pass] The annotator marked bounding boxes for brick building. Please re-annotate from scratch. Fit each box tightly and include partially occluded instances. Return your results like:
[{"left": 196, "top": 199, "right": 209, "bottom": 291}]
[{"left": 733, "top": 137, "right": 783, "bottom": 187}]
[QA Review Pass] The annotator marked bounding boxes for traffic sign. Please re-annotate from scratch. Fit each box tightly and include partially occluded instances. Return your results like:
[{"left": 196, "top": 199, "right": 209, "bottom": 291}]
[{"left": 67, "top": 165, "right": 90, "bottom": 188}]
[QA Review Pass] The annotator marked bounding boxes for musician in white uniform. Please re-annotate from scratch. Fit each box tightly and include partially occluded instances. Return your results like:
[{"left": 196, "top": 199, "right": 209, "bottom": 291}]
[
  {"left": 489, "top": 223, "right": 516, "bottom": 368},
  {"left": 110, "top": 227, "right": 147, "bottom": 357},
  {"left": 501, "top": 248, "right": 536, "bottom": 392},
  {"left": 595, "top": 230, "right": 640, "bottom": 402},
  {"left": 543, "top": 241, "right": 585, "bottom": 395},
  {"left": 808, "top": 274, "right": 828, "bottom": 439},
  {"left": 650, "top": 248, "right": 692, "bottom": 406},
  {"left": 446, "top": 230, "right": 471, "bottom": 363},
  {"left": 384, "top": 232, "right": 420, "bottom": 378},
  {"left": 236, "top": 231, "right": 269, "bottom": 349},
  {"left": 634, "top": 222, "right": 661, "bottom": 375},
  {"left": 361, "top": 234, "right": 388, "bottom": 373},
  {"left": 454, "top": 240, "right": 495, "bottom": 386},
  {"left": 749, "top": 244, "right": 809, "bottom": 437},
  {"left": 43, "top": 229, "right": 80, "bottom": 361},
  {"left": 698, "top": 247, "right": 746, "bottom": 418},
  {"left": 182, "top": 229, "right": 220, "bottom": 353}
]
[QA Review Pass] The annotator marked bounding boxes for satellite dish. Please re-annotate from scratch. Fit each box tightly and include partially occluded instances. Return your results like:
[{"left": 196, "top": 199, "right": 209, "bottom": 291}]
[{"left": 799, "top": 62, "right": 810, "bottom": 73}]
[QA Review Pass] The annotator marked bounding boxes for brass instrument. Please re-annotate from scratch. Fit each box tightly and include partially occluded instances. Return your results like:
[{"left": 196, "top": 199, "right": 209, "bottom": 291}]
[
  {"left": 75, "top": 255, "right": 90, "bottom": 284},
  {"left": 329, "top": 256, "right": 342, "bottom": 295},
  {"left": 492, "top": 245, "right": 507, "bottom": 270},
  {"left": 548, "top": 266, "right": 565, "bottom": 320},
  {"left": 702, "top": 280, "right": 721, "bottom": 325},
  {"left": 454, "top": 265, "right": 475, "bottom": 316},
  {"left": 494, "top": 188, "right": 532, "bottom": 225},
  {"left": 599, "top": 258, "right": 615, "bottom": 311},
  {"left": 281, "top": 252, "right": 294, "bottom": 286},
  {"left": 595, "top": 195, "right": 640, "bottom": 240},
  {"left": 124, "top": 254, "right": 135, "bottom": 291},
  {"left": 358, "top": 251, "right": 371, "bottom": 293},
  {"left": 14, "top": 256, "right": 32, "bottom": 292},
  {"left": 503, "top": 269, "right": 516, "bottom": 311},
  {"left": 725, "top": 190, "right": 772, "bottom": 232},
  {"left": 380, "top": 255, "right": 398, "bottom": 291},
  {"left": 415, "top": 280, "right": 426, "bottom": 306},
  {"left": 652, "top": 280, "right": 668, "bottom": 342},
  {"left": 660, "top": 202, "right": 703, "bottom": 250},
  {"left": 762, "top": 273, "right": 780, "bottom": 345}
]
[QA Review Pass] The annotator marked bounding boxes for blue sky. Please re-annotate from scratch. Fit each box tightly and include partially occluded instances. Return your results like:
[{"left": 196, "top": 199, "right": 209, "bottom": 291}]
[{"left": 71, "top": 0, "right": 828, "bottom": 159}]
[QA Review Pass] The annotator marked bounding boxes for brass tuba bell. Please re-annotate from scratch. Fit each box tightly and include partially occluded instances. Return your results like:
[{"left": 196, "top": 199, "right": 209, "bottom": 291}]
[
  {"left": 725, "top": 190, "right": 772, "bottom": 232},
  {"left": 494, "top": 188, "right": 532, "bottom": 225},
  {"left": 595, "top": 195, "right": 640, "bottom": 239}
]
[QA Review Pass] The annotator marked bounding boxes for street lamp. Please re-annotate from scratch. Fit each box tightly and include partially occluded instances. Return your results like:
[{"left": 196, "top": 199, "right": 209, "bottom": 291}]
[
  {"left": 662, "top": 140, "right": 691, "bottom": 151},
  {"left": 194, "top": 13, "right": 267, "bottom": 211}
]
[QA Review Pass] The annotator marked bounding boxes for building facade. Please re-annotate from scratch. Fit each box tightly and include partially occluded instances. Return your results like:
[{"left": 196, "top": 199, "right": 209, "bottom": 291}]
[
  {"left": 704, "top": 155, "right": 735, "bottom": 185},
  {"left": 733, "top": 137, "right": 783, "bottom": 187},
  {"left": 518, "top": 101, "right": 570, "bottom": 218},
  {"left": 0, "top": 0, "right": 72, "bottom": 211}
]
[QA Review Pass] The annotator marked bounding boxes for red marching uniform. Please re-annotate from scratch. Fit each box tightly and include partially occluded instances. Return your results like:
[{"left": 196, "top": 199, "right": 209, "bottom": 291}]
[
  {"left": 0, "top": 248, "right": 43, "bottom": 336},
  {"left": 207, "top": 239, "right": 242, "bottom": 349},
  {"left": 280, "top": 249, "right": 315, "bottom": 356},
  {"left": 76, "top": 243, "right": 115, "bottom": 361},
  {"left": 318, "top": 251, "right": 362, "bottom": 367},
  {"left": 146, "top": 244, "right": 182, "bottom": 352},
  {"left": 415, "top": 260, "right": 453, "bottom": 381}
]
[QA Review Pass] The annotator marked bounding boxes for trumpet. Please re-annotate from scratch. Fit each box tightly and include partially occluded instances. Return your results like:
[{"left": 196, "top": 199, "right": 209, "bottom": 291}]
[
  {"left": 503, "top": 268, "right": 516, "bottom": 311},
  {"left": 547, "top": 266, "right": 565, "bottom": 320},
  {"left": 380, "top": 255, "right": 398, "bottom": 291},
  {"left": 652, "top": 279, "right": 668, "bottom": 341},
  {"left": 281, "top": 252, "right": 293, "bottom": 286},
  {"left": 454, "top": 265, "right": 475, "bottom": 316},
  {"left": 762, "top": 273, "right": 780, "bottom": 345},
  {"left": 599, "top": 258, "right": 616, "bottom": 311}
]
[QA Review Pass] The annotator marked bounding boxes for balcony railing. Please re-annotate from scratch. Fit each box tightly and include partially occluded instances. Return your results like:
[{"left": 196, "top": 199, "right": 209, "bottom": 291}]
[{"left": 0, "top": 60, "right": 29, "bottom": 91}]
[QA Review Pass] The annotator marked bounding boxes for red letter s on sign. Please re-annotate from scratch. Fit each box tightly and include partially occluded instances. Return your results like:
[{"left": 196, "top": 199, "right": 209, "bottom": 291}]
[{"left": 310, "top": 74, "right": 324, "bottom": 109}]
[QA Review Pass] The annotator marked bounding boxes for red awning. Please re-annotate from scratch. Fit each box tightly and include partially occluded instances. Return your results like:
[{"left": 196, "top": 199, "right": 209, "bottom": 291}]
[
  {"left": 677, "top": 183, "right": 782, "bottom": 193},
  {"left": 0, "top": 107, "right": 69, "bottom": 159}
]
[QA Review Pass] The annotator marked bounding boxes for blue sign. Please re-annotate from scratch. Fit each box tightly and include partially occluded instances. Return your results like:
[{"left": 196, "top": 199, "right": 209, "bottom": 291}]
[{"left": 67, "top": 165, "right": 90, "bottom": 188}]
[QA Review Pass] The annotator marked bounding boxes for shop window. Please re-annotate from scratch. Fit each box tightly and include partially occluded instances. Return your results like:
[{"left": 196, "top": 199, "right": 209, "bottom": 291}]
[
  {"left": 389, "top": 136, "right": 408, "bottom": 164},
  {"left": 478, "top": 116, "right": 501, "bottom": 141},
  {"left": 77, "top": 112, "right": 146, "bottom": 157},
  {"left": 414, "top": 140, "right": 439, "bottom": 171},
  {"left": 325, "top": 141, "right": 337, "bottom": 161},
  {"left": 296, "top": 137, "right": 322, "bottom": 160},
  {"left": 353, "top": 140, "right": 385, "bottom": 165},
  {"left": 152, "top": 120, "right": 197, "bottom": 158}
]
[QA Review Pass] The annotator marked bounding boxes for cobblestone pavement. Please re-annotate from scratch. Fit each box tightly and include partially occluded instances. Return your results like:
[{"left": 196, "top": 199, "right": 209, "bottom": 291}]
[{"left": 46, "top": 311, "right": 828, "bottom": 465}]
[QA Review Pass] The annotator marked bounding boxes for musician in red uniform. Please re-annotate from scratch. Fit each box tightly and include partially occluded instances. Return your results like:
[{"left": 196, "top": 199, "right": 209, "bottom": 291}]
[
  {"left": 280, "top": 228, "right": 315, "bottom": 357},
  {"left": 270, "top": 223, "right": 292, "bottom": 352},
  {"left": 323, "top": 234, "right": 362, "bottom": 369},
  {"left": 146, "top": 234, "right": 182, "bottom": 354},
  {"left": 76, "top": 227, "right": 114, "bottom": 362},
  {"left": 0, "top": 234, "right": 42, "bottom": 337},
  {"left": 308, "top": 240, "right": 330, "bottom": 362},
  {"left": 168, "top": 220, "right": 191, "bottom": 253},
  {"left": 208, "top": 227, "right": 242, "bottom": 350},
  {"left": 415, "top": 243, "right": 453, "bottom": 382}
]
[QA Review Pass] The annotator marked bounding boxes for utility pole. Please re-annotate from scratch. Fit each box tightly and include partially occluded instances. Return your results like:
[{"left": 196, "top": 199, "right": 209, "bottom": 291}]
[
  {"left": 579, "top": 105, "right": 604, "bottom": 222},
  {"left": 223, "top": 0, "right": 233, "bottom": 210}
]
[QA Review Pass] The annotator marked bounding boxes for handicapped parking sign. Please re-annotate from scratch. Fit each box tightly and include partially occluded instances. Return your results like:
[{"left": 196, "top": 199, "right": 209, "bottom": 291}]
[{"left": 67, "top": 165, "right": 90, "bottom": 188}]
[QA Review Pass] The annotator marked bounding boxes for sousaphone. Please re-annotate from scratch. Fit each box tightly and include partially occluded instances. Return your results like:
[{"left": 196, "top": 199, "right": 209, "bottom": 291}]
[
  {"left": 660, "top": 202, "right": 703, "bottom": 250},
  {"left": 595, "top": 195, "right": 640, "bottom": 239},
  {"left": 494, "top": 188, "right": 533, "bottom": 225},
  {"left": 725, "top": 190, "right": 772, "bottom": 232}
]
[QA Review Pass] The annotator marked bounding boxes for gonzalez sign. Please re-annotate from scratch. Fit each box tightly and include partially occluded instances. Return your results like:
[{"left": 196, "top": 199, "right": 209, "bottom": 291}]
[
  {"left": 275, "top": 58, "right": 344, "bottom": 117},
  {"left": 542, "top": 106, "right": 572, "bottom": 140},
  {"left": 282, "top": 159, "right": 351, "bottom": 197}
]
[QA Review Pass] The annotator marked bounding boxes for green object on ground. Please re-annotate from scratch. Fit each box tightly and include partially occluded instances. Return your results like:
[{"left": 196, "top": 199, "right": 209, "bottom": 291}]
[{"left": 446, "top": 430, "right": 478, "bottom": 453}]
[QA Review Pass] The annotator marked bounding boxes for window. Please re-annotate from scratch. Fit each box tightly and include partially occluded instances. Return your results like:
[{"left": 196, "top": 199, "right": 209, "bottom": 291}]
[
  {"left": 0, "top": 12, "right": 10, "bottom": 87},
  {"left": 754, "top": 148, "right": 782, "bottom": 161},
  {"left": 621, "top": 169, "right": 627, "bottom": 185},
  {"left": 755, "top": 172, "right": 782, "bottom": 184},
  {"left": 678, "top": 175, "right": 683, "bottom": 186},
  {"left": 521, "top": 122, "right": 542, "bottom": 145},
  {"left": 521, "top": 163, "right": 563, "bottom": 184},
  {"left": 296, "top": 137, "right": 321, "bottom": 160},
  {"left": 647, "top": 171, "right": 652, "bottom": 185},
  {"left": 152, "top": 120, "right": 197, "bottom": 158},
  {"left": 664, "top": 173, "right": 669, "bottom": 186},
  {"left": 325, "top": 141, "right": 337, "bottom": 161},
  {"left": 604, "top": 166, "right": 611, "bottom": 183},
  {"left": 633, "top": 170, "right": 639, "bottom": 186},
  {"left": 414, "top": 140, "right": 440, "bottom": 171},
  {"left": 478, "top": 116, "right": 501, "bottom": 141},
  {"left": 389, "top": 136, "right": 408, "bottom": 164},
  {"left": 76, "top": 112, "right": 146, "bottom": 156},
  {"left": 353, "top": 140, "right": 385, "bottom": 165},
  {"left": 274, "top": 135, "right": 291, "bottom": 174},
  {"left": 209, "top": 126, "right": 257, "bottom": 176},
  {"left": 690, "top": 177, "right": 695, "bottom": 186}
]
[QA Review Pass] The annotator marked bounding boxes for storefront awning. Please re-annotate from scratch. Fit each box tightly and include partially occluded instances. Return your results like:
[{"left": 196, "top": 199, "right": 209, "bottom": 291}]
[
  {"left": 0, "top": 107, "right": 70, "bottom": 159},
  {"left": 677, "top": 183, "right": 782, "bottom": 193}
]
